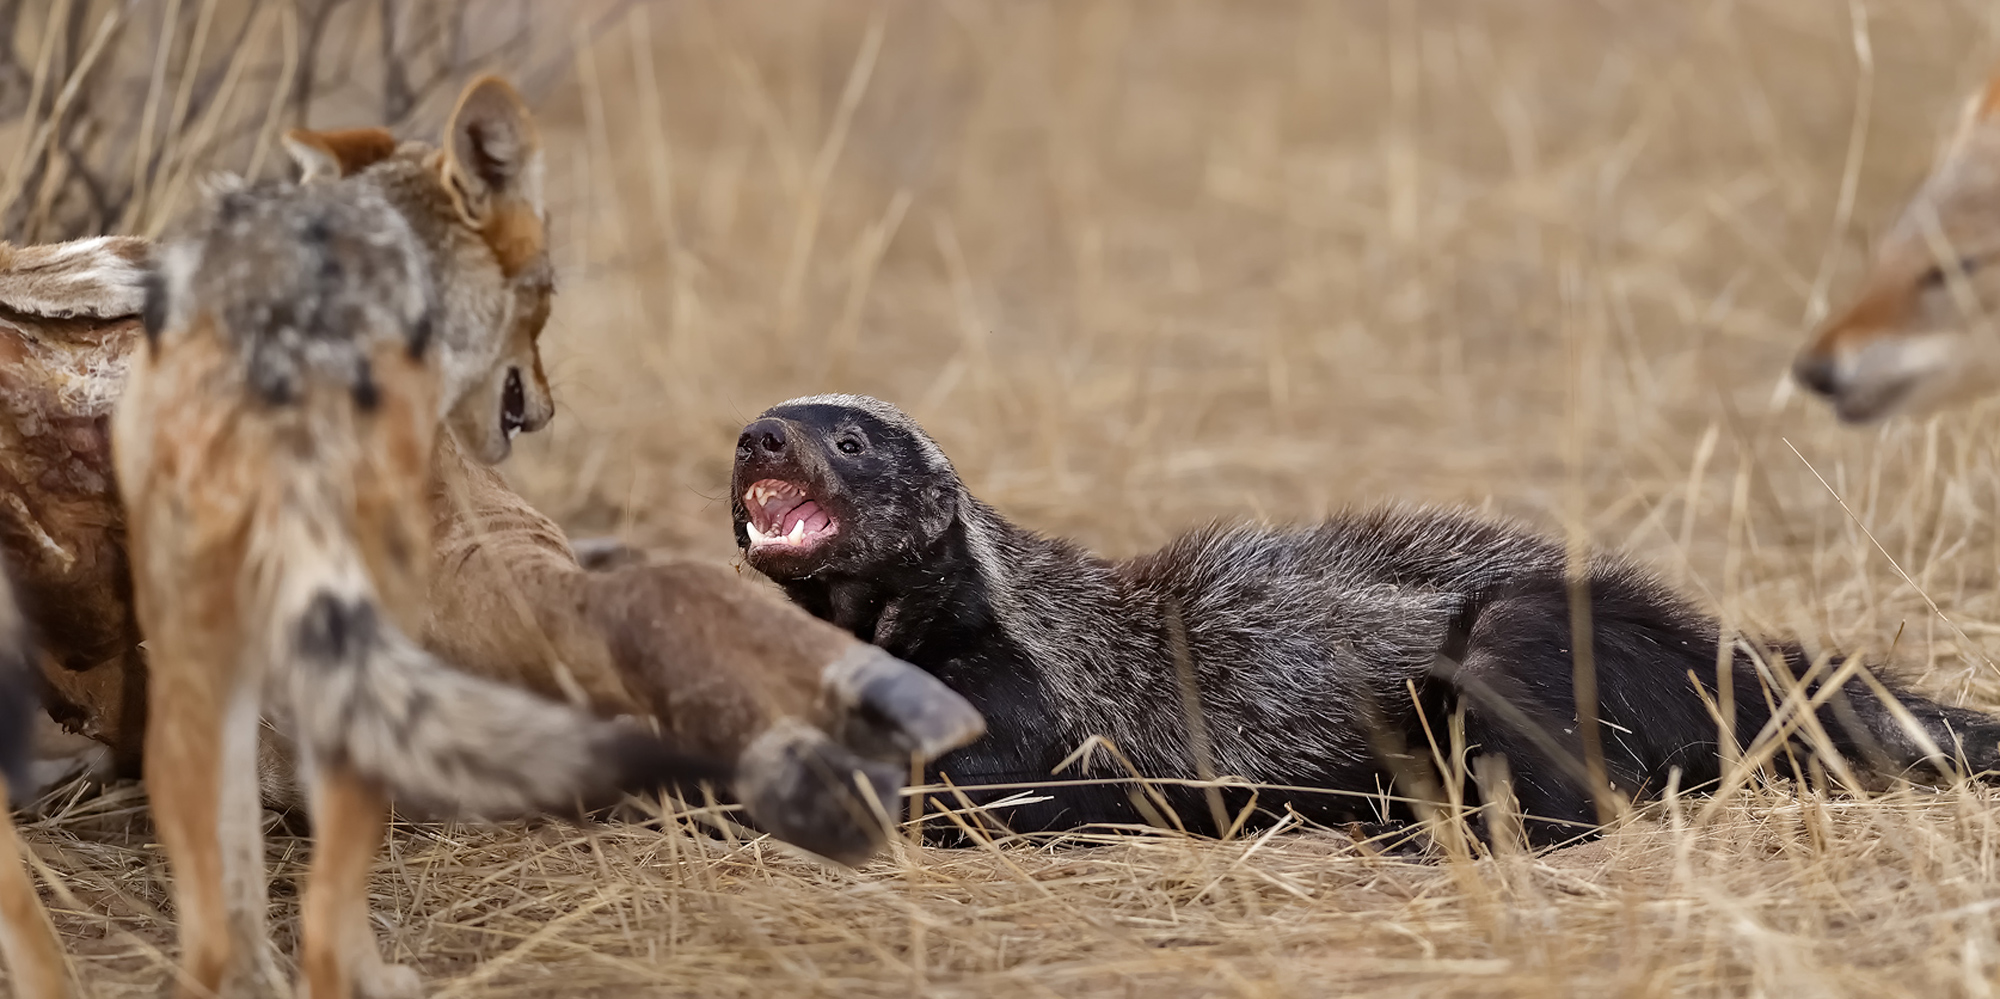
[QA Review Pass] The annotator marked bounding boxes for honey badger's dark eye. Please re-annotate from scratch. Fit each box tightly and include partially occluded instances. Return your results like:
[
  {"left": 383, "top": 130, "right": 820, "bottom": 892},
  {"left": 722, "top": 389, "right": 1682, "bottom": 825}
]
[{"left": 837, "top": 437, "right": 863, "bottom": 455}]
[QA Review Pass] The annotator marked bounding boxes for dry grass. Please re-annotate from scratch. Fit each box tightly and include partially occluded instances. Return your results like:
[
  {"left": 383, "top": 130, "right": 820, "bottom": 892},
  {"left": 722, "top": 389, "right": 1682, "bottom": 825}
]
[{"left": 20, "top": 0, "right": 2000, "bottom": 995}]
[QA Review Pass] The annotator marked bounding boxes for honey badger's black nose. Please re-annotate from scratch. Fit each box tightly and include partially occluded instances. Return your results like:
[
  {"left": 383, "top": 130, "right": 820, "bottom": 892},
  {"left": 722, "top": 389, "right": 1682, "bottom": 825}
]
[{"left": 739, "top": 417, "right": 790, "bottom": 458}]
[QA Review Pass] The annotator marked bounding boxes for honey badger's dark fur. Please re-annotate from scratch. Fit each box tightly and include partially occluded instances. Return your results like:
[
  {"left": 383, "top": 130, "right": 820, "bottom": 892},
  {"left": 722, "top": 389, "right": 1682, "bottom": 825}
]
[{"left": 732, "top": 394, "right": 2000, "bottom": 846}]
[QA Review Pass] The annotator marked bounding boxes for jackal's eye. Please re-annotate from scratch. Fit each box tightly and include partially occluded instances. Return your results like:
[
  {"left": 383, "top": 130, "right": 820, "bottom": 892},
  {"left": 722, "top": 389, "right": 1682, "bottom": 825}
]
[
  {"left": 836, "top": 437, "right": 864, "bottom": 455},
  {"left": 1921, "top": 256, "right": 1983, "bottom": 290}
]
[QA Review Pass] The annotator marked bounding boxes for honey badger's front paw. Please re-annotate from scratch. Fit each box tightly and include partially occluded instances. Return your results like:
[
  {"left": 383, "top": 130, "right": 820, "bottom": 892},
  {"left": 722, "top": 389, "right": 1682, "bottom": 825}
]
[{"left": 818, "top": 645, "right": 985, "bottom": 762}]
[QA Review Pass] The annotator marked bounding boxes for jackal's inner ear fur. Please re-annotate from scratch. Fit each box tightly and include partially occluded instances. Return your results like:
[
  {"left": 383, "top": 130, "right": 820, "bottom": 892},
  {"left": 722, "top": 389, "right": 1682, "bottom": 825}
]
[
  {"left": 283, "top": 127, "right": 397, "bottom": 183},
  {"left": 441, "top": 75, "right": 543, "bottom": 228}
]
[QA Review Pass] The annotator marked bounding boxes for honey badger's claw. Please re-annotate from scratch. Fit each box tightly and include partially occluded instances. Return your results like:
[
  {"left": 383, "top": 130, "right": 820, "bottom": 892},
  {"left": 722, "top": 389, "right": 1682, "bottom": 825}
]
[
  {"left": 823, "top": 646, "right": 986, "bottom": 760},
  {"left": 570, "top": 536, "right": 648, "bottom": 571}
]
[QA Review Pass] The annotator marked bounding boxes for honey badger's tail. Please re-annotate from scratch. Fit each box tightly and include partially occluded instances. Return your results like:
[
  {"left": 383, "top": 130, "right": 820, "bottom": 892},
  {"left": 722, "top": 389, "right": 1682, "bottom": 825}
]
[
  {"left": 1762, "top": 639, "right": 2000, "bottom": 779},
  {"left": 253, "top": 490, "right": 727, "bottom": 819}
]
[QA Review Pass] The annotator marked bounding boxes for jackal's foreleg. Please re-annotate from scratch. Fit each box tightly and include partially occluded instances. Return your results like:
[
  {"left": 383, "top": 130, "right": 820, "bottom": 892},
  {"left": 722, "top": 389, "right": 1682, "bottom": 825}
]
[
  {"left": 0, "top": 776, "right": 71, "bottom": 999},
  {"left": 142, "top": 612, "right": 281, "bottom": 997},
  {"left": 298, "top": 763, "right": 416, "bottom": 999}
]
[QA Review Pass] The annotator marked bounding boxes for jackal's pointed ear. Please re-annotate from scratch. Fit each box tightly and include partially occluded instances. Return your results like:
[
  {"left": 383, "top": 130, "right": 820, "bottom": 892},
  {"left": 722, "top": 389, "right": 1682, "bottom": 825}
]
[
  {"left": 283, "top": 127, "right": 397, "bottom": 182},
  {"left": 440, "top": 75, "right": 544, "bottom": 230}
]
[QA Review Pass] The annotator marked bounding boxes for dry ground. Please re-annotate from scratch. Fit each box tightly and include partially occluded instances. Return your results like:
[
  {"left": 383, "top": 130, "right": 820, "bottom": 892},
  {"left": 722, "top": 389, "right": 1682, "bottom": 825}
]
[{"left": 20, "top": 1, "right": 2000, "bottom": 995}]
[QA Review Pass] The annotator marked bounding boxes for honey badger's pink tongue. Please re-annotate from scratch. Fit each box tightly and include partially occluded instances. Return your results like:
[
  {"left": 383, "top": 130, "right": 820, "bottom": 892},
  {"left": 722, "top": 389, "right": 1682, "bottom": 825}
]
[{"left": 783, "top": 501, "right": 830, "bottom": 537}]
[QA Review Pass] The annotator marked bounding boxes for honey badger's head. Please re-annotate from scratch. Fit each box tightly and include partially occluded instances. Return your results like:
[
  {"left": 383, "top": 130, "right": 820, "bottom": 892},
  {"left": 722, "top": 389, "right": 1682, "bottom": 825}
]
[{"left": 731, "top": 394, "right": 959, "bottom": 581}]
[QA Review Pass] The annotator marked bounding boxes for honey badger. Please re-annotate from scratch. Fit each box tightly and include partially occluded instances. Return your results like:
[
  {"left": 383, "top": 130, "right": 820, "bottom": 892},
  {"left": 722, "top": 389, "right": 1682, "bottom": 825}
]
[{"left": 730, "top": 394, "right": 2000, "bottom": 845}]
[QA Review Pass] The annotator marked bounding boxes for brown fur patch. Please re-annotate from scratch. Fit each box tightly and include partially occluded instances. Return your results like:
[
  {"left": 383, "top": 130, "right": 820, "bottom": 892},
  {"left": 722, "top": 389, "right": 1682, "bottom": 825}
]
[
  {"left": 482, "top": 201, "right": 546, "bottom": 280},
  {"left": 284, "top": 127, "right": 398, "bottom": 180},
  {"left": 1804, "top": 277, "right": 1922, "bottom": 359}
]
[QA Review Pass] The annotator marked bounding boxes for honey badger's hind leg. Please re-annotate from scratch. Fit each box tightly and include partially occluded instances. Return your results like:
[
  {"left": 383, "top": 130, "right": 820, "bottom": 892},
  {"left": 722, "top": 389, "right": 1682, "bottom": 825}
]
[
  {"left": 1431, "top": 568, "right": 2000, "bottom": 849},
  {"left": 1426, "top": 573, "right": 1739, "bottom": 849}
]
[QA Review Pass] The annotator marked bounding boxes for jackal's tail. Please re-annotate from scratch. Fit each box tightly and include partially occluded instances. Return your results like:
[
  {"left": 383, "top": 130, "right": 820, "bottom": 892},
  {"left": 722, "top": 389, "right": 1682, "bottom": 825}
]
[{"left": 256, "top": 523, "right": 727, "bottom": 819}]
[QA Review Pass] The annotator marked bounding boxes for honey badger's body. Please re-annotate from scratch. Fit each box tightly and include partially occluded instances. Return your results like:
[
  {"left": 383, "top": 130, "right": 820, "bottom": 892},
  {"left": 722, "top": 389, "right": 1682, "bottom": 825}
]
[
  {"left": 733, "top": 395, "right": 2000, "bottom": 845},
  {"left": 115, "top": 81, "right": 720, "bottom": 999}
]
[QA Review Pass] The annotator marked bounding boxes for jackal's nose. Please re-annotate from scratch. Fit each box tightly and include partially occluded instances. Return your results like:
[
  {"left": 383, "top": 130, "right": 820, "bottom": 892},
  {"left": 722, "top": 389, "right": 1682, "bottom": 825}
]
[
  {"left": 738, "top": 418, "right": 790, "bottom": 459},
  {"left": 1791, "top": 352, "right": 1843, "bottom": 398}
]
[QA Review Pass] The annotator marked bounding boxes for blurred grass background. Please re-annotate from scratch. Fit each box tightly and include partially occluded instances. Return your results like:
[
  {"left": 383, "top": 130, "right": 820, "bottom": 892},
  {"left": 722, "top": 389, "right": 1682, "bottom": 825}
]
[{"left": 19, "top": 1, "right": 2000, "bottom": 995}]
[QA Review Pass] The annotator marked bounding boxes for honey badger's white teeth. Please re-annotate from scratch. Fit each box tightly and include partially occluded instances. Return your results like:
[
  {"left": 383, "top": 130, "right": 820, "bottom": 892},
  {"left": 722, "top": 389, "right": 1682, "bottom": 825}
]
[{"left": 739, "top": 477, "right": 835, "bottom": 555}]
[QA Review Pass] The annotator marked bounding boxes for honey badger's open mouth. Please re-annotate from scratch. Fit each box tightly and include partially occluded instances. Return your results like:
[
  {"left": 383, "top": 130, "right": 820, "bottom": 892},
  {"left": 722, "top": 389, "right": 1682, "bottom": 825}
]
[{"left": 743, "top": 479, "right": 838, "bottom": 552}]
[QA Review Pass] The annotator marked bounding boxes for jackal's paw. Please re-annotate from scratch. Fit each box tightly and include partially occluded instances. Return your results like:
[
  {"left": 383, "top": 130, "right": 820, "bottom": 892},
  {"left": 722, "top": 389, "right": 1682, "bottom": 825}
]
[
  {"left": 352, "top": 961, "right": 422, "bottom": 999},
  {"left": 735, "top": 719, "right": 907, "bottom": 866}
]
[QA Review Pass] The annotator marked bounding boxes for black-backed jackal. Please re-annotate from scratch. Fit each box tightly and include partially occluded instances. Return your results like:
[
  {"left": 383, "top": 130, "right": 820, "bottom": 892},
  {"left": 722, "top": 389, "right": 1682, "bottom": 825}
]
[
  {"left": 0, "top": 111, "right": 983, "bottom": 892},
  {"left": 114, "top": 78, "right": 715, "bottom": 999},
  {"left": 1795, "top": 71, "right": 2000, "bottom": 420}
]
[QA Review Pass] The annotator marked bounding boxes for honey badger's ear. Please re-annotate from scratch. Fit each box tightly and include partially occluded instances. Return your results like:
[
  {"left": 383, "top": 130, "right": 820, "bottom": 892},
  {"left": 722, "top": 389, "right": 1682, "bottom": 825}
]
[
  {"left": 916, "top": 479, "right": 958, "bottom": 540},
  {"left": 283, "top": 127, "right": 397, "bottom": 182},
  {"left": 439, "top": 75, "right": 544, "bottom": 229}
]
